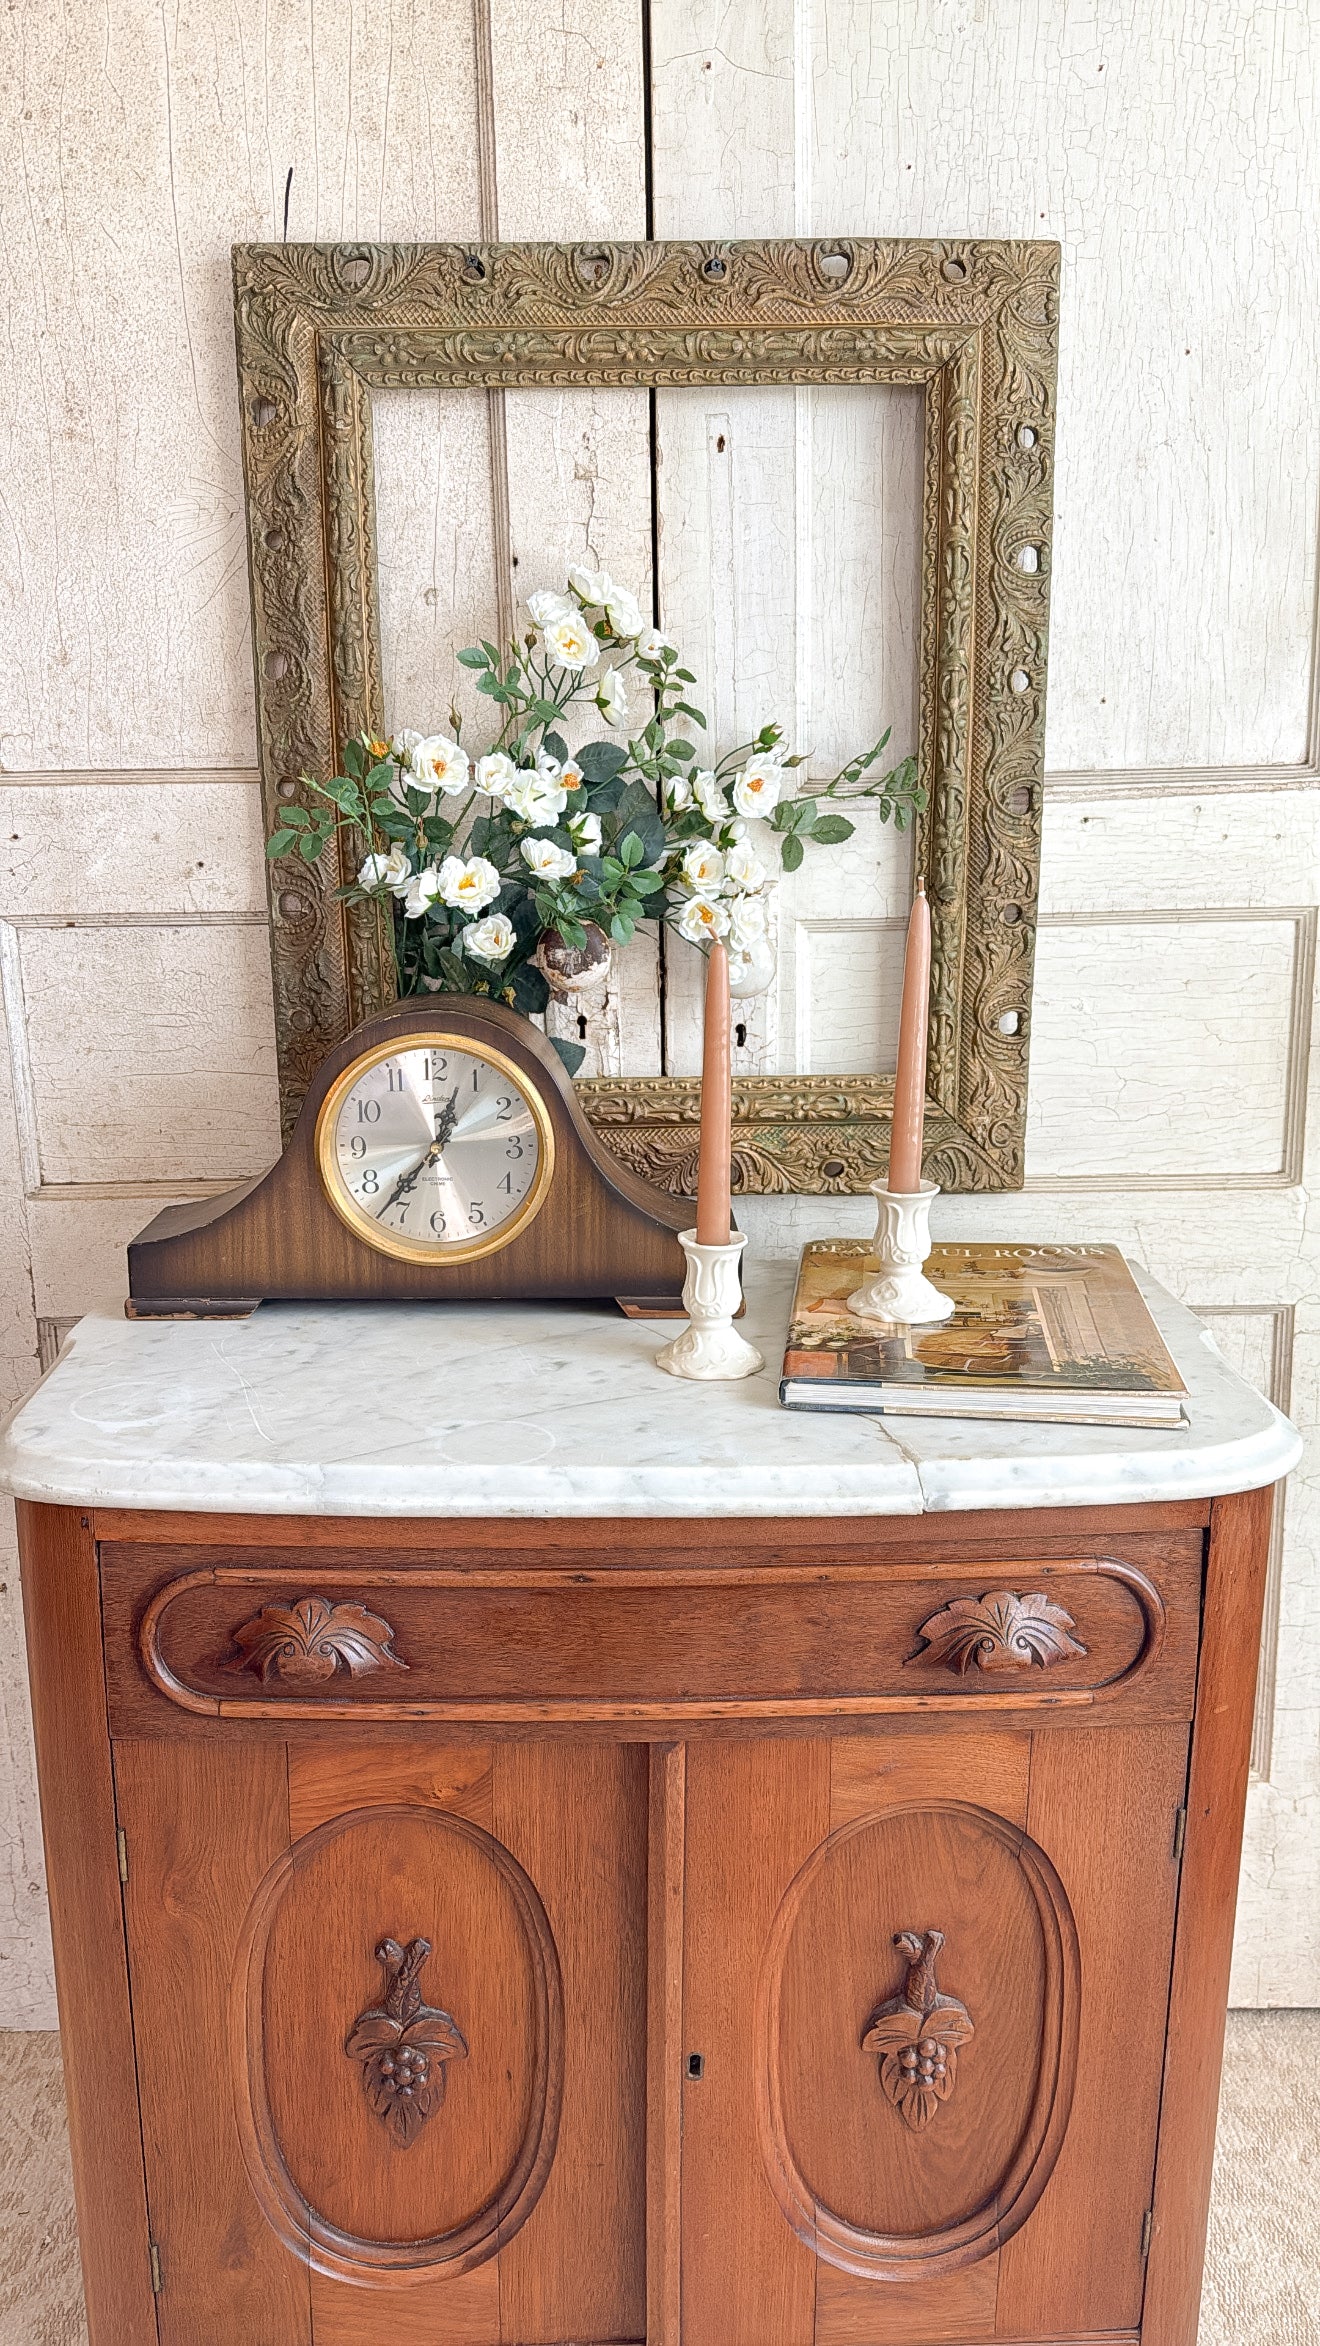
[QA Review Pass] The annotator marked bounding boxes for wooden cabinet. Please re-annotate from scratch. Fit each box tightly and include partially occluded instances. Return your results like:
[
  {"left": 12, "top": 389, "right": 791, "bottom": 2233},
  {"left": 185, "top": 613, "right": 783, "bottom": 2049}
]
[{"left": 16, "top": 1492, "right": 1275, "bottom": 2346}]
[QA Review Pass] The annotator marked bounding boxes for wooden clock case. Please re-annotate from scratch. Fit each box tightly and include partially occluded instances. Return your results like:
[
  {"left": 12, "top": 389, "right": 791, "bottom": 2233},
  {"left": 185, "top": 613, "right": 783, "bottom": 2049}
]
[{"left": 126, "top": 998, "right": 692, "bottom": 1317}]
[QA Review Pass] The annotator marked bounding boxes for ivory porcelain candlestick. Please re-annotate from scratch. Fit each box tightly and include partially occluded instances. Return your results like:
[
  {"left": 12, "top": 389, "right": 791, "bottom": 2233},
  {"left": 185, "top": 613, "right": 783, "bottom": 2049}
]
[
  {"left": 655, "top": 1229, "right": 764, "bottom": 1380},
  {"left": 847, "top": 1179, "right": 956, "bottom": 1325},
  {"left": 657, "top": 944, "right": 762, "bottom": 1379}
]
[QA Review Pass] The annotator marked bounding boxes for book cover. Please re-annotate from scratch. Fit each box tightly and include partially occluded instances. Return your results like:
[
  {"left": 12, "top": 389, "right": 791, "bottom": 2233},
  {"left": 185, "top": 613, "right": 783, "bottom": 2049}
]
[{"left": 781, "top": 1240, "right": 1187, "bottom": 1417}]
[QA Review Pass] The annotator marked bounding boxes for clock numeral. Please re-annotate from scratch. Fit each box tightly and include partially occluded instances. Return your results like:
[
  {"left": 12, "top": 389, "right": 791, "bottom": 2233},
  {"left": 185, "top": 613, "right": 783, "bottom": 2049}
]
[
  {"left": 424, "top": 1055, "right": 448, "bottom": 1080},
  {"left": 349, "top": 1136, "right": 366, "bottom": 1159},
  {"left": 386, "top": 1063, "right": 405, "bottom": 1091},
  {"left": 498, "top": 1172, "right": 516, "bottom": 1195},
  {"left": 357, "top": 1098, "right": 382, "bottom": 1124},
  {"left": 471, "top": 1068, "right": 482, "bottom": 1092},
  {"left": 495, "top": 1095, "right": 514, "bottom": 1122},
  {"left": 506, "top": 1139, "right": 524, "bottom": 1159},
  {"left": 359, "top": 1169, "right": 379, "bottom": 1196},
  {"left": 469, "top": 1202, "right": 485, "bottom": 1227},
  {"left": 430, "top": 1211, "right": 447, "bottom": 1236}
]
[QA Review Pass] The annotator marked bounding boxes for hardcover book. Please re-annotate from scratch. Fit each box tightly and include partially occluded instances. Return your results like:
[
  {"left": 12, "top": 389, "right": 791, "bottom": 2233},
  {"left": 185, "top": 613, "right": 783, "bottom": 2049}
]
[{"left": 779, "top": 1241, "right": 1188, "bottom": 1428}]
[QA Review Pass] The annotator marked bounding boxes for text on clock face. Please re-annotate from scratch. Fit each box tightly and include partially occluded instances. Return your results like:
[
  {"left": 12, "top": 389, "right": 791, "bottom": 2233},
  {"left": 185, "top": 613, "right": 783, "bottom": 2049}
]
[{"left": 330, "top": 1047, "right": 541, "bottom": 1247}]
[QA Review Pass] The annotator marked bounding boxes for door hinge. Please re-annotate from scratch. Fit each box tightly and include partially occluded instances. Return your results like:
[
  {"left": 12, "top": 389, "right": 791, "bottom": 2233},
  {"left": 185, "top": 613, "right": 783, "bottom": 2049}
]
[
  {"left": 1140, "top": 2209, "right": 1153, "bottom": 2258},
  {"left": 1172, "top": 1806, "right": 1187, "bottom": 1863},
  {"left": 149, "top": 2240, "right": 163, "bottom": 2294},
  {"left": 116, "top": 1828, "right": 129, "bottom": 1885}
]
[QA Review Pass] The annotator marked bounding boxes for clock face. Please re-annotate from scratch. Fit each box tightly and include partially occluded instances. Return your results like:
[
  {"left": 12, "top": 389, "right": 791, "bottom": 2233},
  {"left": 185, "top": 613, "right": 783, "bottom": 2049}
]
[{"left": 314, "top": 1035, "right": 555, "bottom": 1263}]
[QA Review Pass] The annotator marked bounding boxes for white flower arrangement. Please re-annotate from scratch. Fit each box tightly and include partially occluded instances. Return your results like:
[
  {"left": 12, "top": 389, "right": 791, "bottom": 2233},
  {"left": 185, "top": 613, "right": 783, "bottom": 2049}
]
[{"left": 269, "top": 563, "right": 924, "bottom": 1072}]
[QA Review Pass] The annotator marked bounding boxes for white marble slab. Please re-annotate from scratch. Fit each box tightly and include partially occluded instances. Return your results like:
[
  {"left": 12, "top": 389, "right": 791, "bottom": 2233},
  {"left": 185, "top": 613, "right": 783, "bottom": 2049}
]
[{"left": 0, "top": 1265, "right": 1300, "bottom": 1520}]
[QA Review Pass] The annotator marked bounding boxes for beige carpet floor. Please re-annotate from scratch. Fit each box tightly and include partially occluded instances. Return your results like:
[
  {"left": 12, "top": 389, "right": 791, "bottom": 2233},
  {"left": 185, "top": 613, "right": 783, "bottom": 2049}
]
[{"left": 0, "top": 2016, "right": 1315, "bottom": 2343}]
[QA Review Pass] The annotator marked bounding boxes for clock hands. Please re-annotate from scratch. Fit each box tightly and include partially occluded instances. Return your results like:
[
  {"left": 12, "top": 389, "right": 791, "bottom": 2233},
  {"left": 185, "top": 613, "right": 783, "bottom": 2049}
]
[{"left": 375, "top": 1087, "right": 461, "bottom": 1219}]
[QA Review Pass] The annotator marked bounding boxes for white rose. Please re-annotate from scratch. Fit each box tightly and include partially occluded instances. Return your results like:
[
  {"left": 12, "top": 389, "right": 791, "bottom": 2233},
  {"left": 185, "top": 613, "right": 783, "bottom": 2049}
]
[
  {"left": 679, "top": 840, "right": 726, "bottom": 894},
  {"left": 694, "top": 771, "right": 730, "bottom": 825},
  {"left": 665, "top": 775, "right": 693, "bottom": 812},
  {"left": 411, "top": 733, "right": 471, "bottom": 797},
  {"left": 401, "top": 865, "right": 444, "bottom": 919},
  {"left": 357, "top": 842, "right": 411, "bottom": 892},
  {"left": 596, "top": 667, "right": 629, "bottom": 727},
  {"left": 567, "top": 563, "right": 614, "bottom": 606},
  {"left": 527, "top": 588, "right": 574, "bottom": 626},
  {"left": 676, "top": 893, "right": 731, "bottom": 944},
  {"left": 636, "top": 626, "right": 672, "bottom": 661},
  {"left": 394, "top": 728, "right": 423, "bottom": 763},
  {"left": 463, "top": 911, "right": 516, "bottom": 966},
  {"left": 436, "top": 854, "right": 502, "bottom": 912},
  {"left": 731, "top": 755, "right": 784, "bottom": 818},
  {"left": 726, "top": 841, "right": 768, "bottom": 893},
  {"left": 503, "top": 770, "right": 569, "bottom": 826},
  {"left": 542, "top": 610, "right": 599, "bottom": 670},
  {"left": 476, "top": 750, "right": 519, "bottom": 800},
  {"left": 551, "top": 755, "right": 585, "bottom": 795},
  {"left": 569, "top": 808, "right": 603, "bottom": 854},
  {"left": 730, "top": 890, "right": 769, "bottom": 947},
  {"left": 604, "top": 585, "right": 644, "bottom": 638},
  {"left": 521, "top": 836, "right": 577, "bottom": 880}
]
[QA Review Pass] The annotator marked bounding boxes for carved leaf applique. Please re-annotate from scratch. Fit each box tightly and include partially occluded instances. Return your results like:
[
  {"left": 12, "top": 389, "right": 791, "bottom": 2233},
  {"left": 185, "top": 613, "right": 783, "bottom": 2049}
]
[
  {"left": 226, "top": 1595, "right": 407, "bottom": 1684},
  {"left": 909, "top": 1589, "right": 1086, "bottom": 1675},
  {"left": 345, "top": 1938, "right": 468, "bottom": 2149},
  {"left": 862, "top": 1930, "right": 975, "bottom": 2133}
]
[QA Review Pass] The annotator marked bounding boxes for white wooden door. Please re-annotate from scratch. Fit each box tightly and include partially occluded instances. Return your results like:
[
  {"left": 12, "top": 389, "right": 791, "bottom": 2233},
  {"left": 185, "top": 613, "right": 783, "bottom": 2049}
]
[{"left": 0, "top": 0, "right": 1314, "bottom": 2017}]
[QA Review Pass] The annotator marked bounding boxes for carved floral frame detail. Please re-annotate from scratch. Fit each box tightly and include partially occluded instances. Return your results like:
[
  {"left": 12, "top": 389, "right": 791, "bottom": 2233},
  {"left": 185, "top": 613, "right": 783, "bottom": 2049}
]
[{"left": 233, "top": 236, "right": 1059, "bottom": 1191}]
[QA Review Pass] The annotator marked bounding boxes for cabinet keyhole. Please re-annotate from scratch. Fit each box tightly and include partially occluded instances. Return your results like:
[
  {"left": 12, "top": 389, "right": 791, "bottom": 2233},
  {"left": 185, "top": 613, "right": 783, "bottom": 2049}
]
[{"left": 686, "top": 2051, "right": 705, "bottom": 2080}]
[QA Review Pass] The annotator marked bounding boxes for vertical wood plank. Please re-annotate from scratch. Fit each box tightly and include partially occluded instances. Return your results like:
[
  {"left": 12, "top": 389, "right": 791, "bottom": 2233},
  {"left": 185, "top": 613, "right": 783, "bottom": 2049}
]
[
  {"left": 647, "top": 1742, "right": 686, "bottom": 2346},
  {"left": 680, "top": 1738, "right": 827, "bottom": 2346},
  {"left": 113, "top": 1735, "right": 311, "bottom": 2345},
  {"left": 493, "top": 1741, "right": 648, "bottom": 2345},
  {"left": 14, "top": 1502, "right": 157, "bottom": 2345},
  {"left": 1143, "top": 1484, "right": 1276, "bottom": 2346}
]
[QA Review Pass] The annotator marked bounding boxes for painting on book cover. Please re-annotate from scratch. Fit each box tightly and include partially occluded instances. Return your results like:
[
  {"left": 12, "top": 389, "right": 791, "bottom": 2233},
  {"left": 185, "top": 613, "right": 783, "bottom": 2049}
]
[{"left": 782, "top": 1241, "right": 1186, "bottom": 1396}]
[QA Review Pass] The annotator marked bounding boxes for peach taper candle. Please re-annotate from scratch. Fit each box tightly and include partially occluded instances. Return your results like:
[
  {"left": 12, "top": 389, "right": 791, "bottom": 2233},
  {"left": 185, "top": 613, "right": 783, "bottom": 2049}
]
[
  {"left": 694, "top": 939, "right": 733, "bottom": 1245},
  {"left": 887, "top": 876, "right": 931, "bottom": 1192}
]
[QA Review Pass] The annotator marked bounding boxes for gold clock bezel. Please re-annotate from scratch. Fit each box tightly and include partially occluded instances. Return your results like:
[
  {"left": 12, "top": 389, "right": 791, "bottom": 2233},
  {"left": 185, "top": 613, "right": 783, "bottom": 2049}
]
[{"left": 314, "top": 1032, "right": 556, "bottom": 1266}]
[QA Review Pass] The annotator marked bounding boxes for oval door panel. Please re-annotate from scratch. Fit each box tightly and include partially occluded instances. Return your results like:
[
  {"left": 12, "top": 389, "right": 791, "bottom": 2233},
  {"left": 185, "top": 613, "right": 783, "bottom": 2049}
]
[
  {"left": 232, "top": 1803, "right": 563, "bottom": 2284},
  {"left": 756, "top": 1800, "right": 1080, "bottom": 2279}
]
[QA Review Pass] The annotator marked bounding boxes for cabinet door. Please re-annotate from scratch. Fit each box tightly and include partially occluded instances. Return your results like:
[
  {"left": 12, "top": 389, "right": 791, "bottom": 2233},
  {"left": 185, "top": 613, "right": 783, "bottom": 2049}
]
[
  {"left": 113, "top": 1737, "right": 646, "bottom": 2346},
  {"left": 680, "top": 1727, "right": 1188, "bottom": 2346}
]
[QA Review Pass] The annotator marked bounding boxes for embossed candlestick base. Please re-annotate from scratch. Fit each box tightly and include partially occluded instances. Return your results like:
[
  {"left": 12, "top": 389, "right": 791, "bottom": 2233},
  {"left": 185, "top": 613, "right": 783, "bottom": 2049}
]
[
  {"left": 655, "top": 1232, "right": 764, "bottom": 1381},
  {"left": 847, "top": 1180, "right": 956, "bottom": 1325}
]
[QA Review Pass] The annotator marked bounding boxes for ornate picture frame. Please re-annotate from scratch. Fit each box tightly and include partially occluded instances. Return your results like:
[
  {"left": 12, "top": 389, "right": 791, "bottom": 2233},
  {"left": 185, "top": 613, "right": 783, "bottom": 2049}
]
[{"left": 233, "top": 236, "right": 1058, "bottom": 1191}]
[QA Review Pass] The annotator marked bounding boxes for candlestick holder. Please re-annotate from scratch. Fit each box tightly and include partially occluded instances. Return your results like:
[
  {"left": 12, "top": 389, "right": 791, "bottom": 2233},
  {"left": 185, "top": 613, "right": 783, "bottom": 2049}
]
[
  {"left": 655, "top": 1231, "right": 764, "bottom": 1381},
  {"left": 847, "top": 1180, "right": 956, "bottom": 1325}
]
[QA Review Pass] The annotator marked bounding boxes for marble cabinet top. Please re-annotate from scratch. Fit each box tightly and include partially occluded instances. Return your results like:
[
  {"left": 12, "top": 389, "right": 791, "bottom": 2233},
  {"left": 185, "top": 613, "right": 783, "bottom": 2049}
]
[{"left": 0, "top": 1263, "right": 1300, "bottom": 1520}]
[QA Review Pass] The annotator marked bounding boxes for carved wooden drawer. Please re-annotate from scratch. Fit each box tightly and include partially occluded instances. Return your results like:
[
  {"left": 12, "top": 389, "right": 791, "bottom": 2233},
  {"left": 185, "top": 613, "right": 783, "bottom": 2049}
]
[{"left": 101, "top": 1536, "right": 1201, "bottom": 1731}]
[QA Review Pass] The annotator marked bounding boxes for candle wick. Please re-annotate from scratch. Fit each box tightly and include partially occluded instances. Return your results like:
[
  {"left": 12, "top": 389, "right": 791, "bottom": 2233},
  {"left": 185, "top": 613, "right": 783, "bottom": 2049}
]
[{"left": 916, "top": 873, "right": 927, "bottom": 897}]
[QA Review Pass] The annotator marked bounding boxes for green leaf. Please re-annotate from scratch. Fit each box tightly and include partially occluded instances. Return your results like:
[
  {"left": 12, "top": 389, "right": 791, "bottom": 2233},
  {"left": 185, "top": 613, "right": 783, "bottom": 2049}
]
[
  {"left": 542, "top": 730, "right": 570, "bottom": 765},
  {"left": 550, "top": 1036, "right": 587, "bottom": 1078},
  {"left": 578, "top": 739, "right": 628, "bottom": 785},
  {"left": 298, "top": 834, "right": 323, "bottom": 864},
  {"left": 456, "top": 645, "right": 489, "bottom": 668},
  {"left": 619, "top": 830, "right": 644, "bottom": 867},
  {"left": 480, "top": 639, "right": 502, "bottom": 665},
  {"left": 628, "top": 868, "right": 665, "bottom": 894},
  {"left": 609, "top": 912, "right": 635, "bottom": 945},
  {"left": 810, "top": 813, "right": 854, "bottom": 844},
  {"left": 781, "top": 833, "right": 805, "bottom": 872},
  {"left": 674, "top": 703, "right": 707, "bottom": 727},
  {"left": 266, "top": 830, "right": 296, "bottom": 858}
]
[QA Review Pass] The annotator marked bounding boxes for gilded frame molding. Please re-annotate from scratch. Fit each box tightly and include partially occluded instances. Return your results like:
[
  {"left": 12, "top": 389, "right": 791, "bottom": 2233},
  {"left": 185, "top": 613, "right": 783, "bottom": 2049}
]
[{"left": 233, "top": 235, "right": 1059, "bottom": 1192}]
